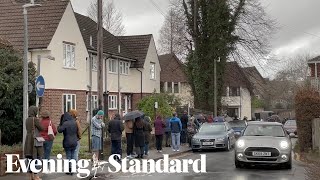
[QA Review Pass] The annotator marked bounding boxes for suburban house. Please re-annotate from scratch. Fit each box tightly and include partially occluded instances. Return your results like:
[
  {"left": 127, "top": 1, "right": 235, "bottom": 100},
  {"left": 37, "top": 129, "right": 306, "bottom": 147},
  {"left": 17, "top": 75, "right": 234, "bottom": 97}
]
[
  {"left": 221, "top": 62, "right": 252, "bottom": 120},
  {"left": 0, "top": 0, "right": 160, "bottom": 124},
  {"left": 158, "top": 53, "right": 194, "bottom": 107},
  {"left": 307, "top": 55, "right": 320, "bottom": 90}
]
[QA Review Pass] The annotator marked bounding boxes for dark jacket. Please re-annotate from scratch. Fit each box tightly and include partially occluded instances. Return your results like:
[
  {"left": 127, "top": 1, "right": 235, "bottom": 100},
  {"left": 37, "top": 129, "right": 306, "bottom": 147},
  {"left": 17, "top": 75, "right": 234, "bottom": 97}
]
[
  {"left": 180, "top": 114, "right": 188, "bottom": 129},
  {"left": 169, "top": 117, "right": 182, "bottom": 133},
  {"left": 143, "top": 117, "right": 152, "bottom": 143},
  {"left": 133, "top": 119, "right": 145, "bottom": 147},
  {"left": 108, "top": 117, "right": 124, "bottom": 141},
  {"left": 164, "top": 118, "right": 171, "bottom": 132},
  {"left": 24, "top": 106, "right": 44, "bottom": 158},
  {"left": 154, "top": 117, "right": 166, "bottom": 135},
  {"left": 58, "top": 112, "right": 78, "bottom": 150}
]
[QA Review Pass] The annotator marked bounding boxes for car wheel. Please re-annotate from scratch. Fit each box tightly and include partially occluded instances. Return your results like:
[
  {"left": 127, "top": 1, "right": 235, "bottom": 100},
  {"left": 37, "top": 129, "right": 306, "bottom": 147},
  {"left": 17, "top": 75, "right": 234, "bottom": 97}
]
[
  {"left": 283, "top": 158, "right": 292, "bottom": 169},
  {"left": 235, "top": 159, "right": 242, "bottom": 168},
  {"left": 225, "top": 139, "right": 231, "bottom": 151}
]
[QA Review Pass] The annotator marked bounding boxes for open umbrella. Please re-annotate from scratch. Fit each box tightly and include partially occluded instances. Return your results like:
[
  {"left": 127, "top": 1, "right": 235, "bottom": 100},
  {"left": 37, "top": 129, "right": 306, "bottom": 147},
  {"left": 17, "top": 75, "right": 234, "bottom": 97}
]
[{"left": 123, "top": 110, "right": 144, "bottom": 121}]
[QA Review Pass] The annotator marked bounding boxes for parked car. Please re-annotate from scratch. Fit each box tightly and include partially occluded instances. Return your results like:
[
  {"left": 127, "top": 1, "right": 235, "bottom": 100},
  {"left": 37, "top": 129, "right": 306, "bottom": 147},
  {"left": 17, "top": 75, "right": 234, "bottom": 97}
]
[
  {"left": 283, "top": 120, "right": 297, "bottom": 137},
  {"left": 228, "top": 120, "right": 247, "bottom": 138},
  {"left": 234, "top": 122, "right": 292, "bottom": 169},
  {"left": 191, "top": 122, "right": 236, "bottom": 152}
]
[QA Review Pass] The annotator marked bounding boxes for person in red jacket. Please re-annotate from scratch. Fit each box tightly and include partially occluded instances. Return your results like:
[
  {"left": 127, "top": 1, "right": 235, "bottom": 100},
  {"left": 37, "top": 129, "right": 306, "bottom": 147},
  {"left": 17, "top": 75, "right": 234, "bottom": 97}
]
[
  {"left": 154, "top": 115, "right": 166, "bottom": 152},
  {"left": 40, "top": 110, "right": 57, "bottom": 161}
]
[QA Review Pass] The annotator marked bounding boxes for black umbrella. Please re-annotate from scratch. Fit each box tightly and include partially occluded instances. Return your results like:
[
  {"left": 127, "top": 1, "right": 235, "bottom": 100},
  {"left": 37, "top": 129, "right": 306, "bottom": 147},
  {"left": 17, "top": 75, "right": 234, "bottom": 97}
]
[{"left": 123, "top": 110, "right": 144, "bottom": 121}]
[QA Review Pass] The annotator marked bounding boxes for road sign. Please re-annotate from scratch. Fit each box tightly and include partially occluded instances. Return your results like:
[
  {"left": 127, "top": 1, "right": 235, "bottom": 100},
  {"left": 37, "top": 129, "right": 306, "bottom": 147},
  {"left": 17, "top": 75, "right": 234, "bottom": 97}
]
[{"left": 35, "top": 75, "right": 45, "bottom": 97}]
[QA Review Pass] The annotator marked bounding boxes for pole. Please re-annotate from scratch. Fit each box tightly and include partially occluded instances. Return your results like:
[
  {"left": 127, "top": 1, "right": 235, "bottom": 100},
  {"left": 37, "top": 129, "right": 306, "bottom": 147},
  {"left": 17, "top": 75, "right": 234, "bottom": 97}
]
[
  {"left": 23, "top": 7, "right": 29, "bottom": 157},
  {"left": 36, "top": 55, "right": 40, "bottom": 107},
  {"left": 88, "top": 55, "right": 92, "bottom": 152},
  {"left": 214, "top": 57, "right": 217, "bottom": 117},
  {"left": 97, "top": 0, "right": 104, "bottom": 159},
  {"left": 105, "top": 58, "right": 108, "bottom": 120},
  {"left": 118, "top": 45, "right": 121, "bottom": 115}
]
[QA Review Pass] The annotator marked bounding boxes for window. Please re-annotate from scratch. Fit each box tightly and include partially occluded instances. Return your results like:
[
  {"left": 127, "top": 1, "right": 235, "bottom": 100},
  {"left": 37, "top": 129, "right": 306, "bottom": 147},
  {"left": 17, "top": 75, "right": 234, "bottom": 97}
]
[
  {"left": 63, "top": 94, "right": 76, "bottom": 113},
  {"left": 108, "top": 95, "right": 117, "bottom": 109},
  {"left": 167, "top": 82, "right": 172, "bottom": 93},
  {"left": 150, "top": 62, "right": 156, "bottom": 79},
  {"left": 63, "top": 43, "right": 75, "bottom": 68},
  {"left": 92, "top": 55, "right": 97, "bottom": 71},
  {"left": 127, "top": 95, "right": 132, "bottom": 109},
  {"left": 229, "top": 87, "right": 240, "bottom": 96},
  {"left": 160, "top": 82, "right": 165, "bottom": 93},
  {"left": 119, "top": 61, "right": 129, "bottom": 75},
  {"left": 109, "top": 59, "right": 117, "bottom": 73},
  {"left": 92, "top": 95, "right": 98, "bottom": 109},
  {"left": 174, "top": 82, "right": 179, "bottom": 93}
]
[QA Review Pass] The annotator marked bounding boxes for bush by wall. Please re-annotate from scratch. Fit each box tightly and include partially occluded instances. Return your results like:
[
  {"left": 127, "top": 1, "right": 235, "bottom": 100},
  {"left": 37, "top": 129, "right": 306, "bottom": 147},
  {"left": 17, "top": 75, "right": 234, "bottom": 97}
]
[{"left": 294, "top": 87, "right": 320, "bottom": 152}]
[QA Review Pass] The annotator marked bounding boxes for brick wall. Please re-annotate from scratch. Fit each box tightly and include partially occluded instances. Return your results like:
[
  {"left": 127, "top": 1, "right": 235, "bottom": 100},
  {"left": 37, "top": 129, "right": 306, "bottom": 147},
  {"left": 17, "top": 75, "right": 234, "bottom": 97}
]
[
  {"left": 40, "top": 89, "right": 87, "bottom": 126},
  {"left": 131, "top": 93, "right": 152, "bottom": 110}
]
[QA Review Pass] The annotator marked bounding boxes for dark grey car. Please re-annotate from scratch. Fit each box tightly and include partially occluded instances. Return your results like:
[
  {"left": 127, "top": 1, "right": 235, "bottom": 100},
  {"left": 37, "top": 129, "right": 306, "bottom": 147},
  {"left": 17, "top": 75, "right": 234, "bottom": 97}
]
[{"left": 191, "top": 122, "right": 236, "bottom": 152}]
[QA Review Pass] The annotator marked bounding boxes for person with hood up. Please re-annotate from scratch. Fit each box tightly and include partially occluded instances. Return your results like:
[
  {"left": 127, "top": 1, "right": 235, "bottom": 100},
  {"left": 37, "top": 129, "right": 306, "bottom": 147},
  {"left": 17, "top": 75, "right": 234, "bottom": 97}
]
[
  {"left": 24, "top": 106, "right": 44, "bottom": 180},
  {"left": 169, "top": 112, "right": 182, "bottom": 152},
  {"left": 108, "top": 113, "right": 124, "bottom": 161},
  {"left": 69, "top": 109, "right": 82, "bottom": 161},
  {"left": 58, "top": 112, "right": 78, "bottom": 175},
  {"left": 143, "top": 116, "right": 152, "bottom": 156},
  {"left": 91, "top": 110, "right": 105, "bottom": 160},
  {"left": 154, "top": 115, "right": 166, "bottom": 152},
  {"left": 40, "top": 110, "right": 57, "bottom": 170},
  {"left": 133, "top": 116, "right": 145, "bottom": 158}
]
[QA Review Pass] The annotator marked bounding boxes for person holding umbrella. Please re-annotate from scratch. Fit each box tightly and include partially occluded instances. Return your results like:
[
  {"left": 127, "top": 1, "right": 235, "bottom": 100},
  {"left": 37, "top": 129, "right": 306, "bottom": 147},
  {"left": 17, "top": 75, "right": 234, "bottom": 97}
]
[{"left": 133, "top": 116, "right": 145, "bottom": 158}]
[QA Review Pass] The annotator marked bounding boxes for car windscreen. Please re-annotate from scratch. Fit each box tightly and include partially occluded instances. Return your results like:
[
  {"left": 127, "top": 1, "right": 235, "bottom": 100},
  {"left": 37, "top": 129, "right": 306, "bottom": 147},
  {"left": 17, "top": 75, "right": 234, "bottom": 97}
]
[
  {"left": 285, "top": 120, "right": 296, "bottom": 126},
  {"left": 199, "top": 124, "right": 226, "bottom": 133},
  {"left": 228, "top": 120, "right": 246, "bottom": 128},
  {"left": 243, "top": 125, "right": 285, "bottom": 137}
]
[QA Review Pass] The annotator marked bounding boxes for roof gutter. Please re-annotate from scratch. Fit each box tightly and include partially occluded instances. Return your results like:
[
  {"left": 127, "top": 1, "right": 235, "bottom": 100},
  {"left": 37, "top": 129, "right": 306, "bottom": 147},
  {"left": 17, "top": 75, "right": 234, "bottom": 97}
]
[
  {"left": 88, "top": 49, "right": 136, "bottom": 62},
  {"left": 136, "top": 68, "right": 143, "bottom": 100}
]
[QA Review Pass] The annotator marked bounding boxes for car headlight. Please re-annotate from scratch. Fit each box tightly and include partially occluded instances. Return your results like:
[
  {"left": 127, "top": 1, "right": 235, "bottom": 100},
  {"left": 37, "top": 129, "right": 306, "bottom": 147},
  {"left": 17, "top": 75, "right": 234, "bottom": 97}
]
[
  {"left": 236, "top": 140, "right": 245, "bottom": 148},
  {"left": 280, "top": 141, "right": 289, "bottom": 149},
  {"left": 216, "top": 137, "right": 225, "bottom": 142},
  {"left": 193, "top": 138, "right": 200, "bottom": 142}
]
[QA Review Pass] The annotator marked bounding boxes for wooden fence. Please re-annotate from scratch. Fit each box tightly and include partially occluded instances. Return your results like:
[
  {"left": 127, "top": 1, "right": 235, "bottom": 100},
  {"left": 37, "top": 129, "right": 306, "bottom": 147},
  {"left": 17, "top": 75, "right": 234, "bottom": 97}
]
[{"left": 312, "top": 118, "right": 320, "bottom": 151}]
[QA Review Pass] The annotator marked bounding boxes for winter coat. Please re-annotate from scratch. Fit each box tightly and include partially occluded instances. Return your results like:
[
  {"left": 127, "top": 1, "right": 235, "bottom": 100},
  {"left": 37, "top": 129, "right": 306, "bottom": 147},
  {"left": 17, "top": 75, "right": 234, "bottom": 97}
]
[
  {"left": 143, "top": 117, "right": 152, "bottom": 143},
  {"left": 180, "top": 114, "right": 189, "bottom": 129},
  {"left": 58, "top": 112, "right": 78, "bottom": 150},
  {"left": 154, "top": 117, "right": 166, "bottom": 135},
  {"left": 40, "top": 118, "right": 57, "bottom": 141},
  {"left": 133, "top": 119, "right": 145, "bottom": 147},
  {"left": 169, "top": 117, "right": 182, "bottom": 133},
  {"left": 24, "top": 106, "right": 44, "bottom": 158},
  {"left": 164, "top": 118, "right": 171, "bottom": 132},
  {"left": 124, "top": 120, "right": 134, "bottom": 134},
  {"left": 108, "top": 117, "right": 124, "bottom": 141}
]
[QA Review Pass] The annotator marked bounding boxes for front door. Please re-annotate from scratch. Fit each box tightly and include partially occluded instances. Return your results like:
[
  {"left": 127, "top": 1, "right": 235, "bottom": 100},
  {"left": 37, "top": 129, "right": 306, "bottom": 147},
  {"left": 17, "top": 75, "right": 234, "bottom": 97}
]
[{"left": 123, "top": 95, "right": 128, "bottom": 115}]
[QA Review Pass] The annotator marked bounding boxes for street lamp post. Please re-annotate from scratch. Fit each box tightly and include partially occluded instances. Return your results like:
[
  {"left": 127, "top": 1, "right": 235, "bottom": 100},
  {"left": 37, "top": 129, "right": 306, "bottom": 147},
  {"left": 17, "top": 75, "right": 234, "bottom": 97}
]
[{"left": 22, "top": 1, "right": 41, "bottom": 157}]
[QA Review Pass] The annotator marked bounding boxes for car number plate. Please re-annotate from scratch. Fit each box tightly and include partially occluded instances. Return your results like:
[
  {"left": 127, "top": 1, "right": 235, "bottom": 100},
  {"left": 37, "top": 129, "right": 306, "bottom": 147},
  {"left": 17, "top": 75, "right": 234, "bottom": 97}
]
[
  {"left": 202, "top": 142, "right": 214, "bottom": 145},
  {"left": 252, "top": 151, "right": 271, "bottom": 156}
]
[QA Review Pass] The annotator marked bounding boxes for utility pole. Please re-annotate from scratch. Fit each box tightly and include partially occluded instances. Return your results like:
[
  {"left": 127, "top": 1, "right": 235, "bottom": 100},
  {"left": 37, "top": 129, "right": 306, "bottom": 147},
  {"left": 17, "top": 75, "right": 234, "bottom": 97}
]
[
  {"left": 97, "top": 0, "right": 104, "bottom": 160},
  {"left": 214, "top": 57, "right": 220, "bottom": 117},
  {"left": 118, "top": 45, "right": 121, "bottom": 115},
  {"left": 170, "top": 9, "right": 173, "bottom": 54},
  {"left": 88, "top": 55, "right": 92, "bottom": 152}
]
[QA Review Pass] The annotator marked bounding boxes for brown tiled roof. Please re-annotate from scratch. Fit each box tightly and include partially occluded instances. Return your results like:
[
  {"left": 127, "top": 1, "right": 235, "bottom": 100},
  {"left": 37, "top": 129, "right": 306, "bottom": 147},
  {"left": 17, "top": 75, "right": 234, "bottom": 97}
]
[
  {"left": 74, "top": 13, "right": 135, "bottom": 60},
  {"left": 159, "top": 53, "right": 188, "bottom": 83},
  {"left": 0, "top": 0, "right": 69, "bottom": 52},
  {"left": 242, "top": 67, "right": 266, "bottom": 84},
  {"left": 308, "top": 55, "right": 320, "bottom": 63},
  {"left": 224, "top": 62, "right": 252, "bottom": 92},
  {"left": 242, "top": 66, "right": 266, "bottom": 97},
  {"left": 117, "top": 35, "right": 152, "bottom": 68}
]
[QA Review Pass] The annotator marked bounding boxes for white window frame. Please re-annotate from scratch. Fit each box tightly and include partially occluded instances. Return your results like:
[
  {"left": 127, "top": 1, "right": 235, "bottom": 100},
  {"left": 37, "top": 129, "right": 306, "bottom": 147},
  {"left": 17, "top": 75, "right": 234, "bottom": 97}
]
[
  {"left": 92, "top": 95, "right": 98, "bottom": 109},
  {"left": 173, "top": 82, "right": 179, "bottom": 94},
  {"left": 150, "top": 62, "right": 156, "bottom": 80},
  {"left": 92, "top": 54, "right": 97, "bottom": 71},
  {"left": 63, "top": 43, "right": 75, "bottom": 68},
  {"left": 109, "top": 59, "right": 117, "bottom": 73},
  {"left": 108, "top": 95, "right": 117, "bottom": 110},
  {"left": 63, "top": 94, "right": 76, "bottom": 113}
]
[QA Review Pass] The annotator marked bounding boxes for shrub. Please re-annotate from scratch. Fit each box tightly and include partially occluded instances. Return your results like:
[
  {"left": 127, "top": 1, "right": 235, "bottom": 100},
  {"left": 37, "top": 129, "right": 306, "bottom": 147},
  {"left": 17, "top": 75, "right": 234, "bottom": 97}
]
[{"left": 294, "top": 87, "right": 320, "bottom": 152}]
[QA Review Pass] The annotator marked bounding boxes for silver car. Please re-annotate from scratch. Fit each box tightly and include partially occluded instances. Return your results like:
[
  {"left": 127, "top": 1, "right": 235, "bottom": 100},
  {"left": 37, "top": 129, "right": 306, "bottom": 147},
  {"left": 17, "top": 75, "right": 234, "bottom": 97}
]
[
  {"left": 191, "top": 122, "right": 236, "bottom": 152},
  {"left": 234, "top": 122, "right": 292, "bottom": 169}
]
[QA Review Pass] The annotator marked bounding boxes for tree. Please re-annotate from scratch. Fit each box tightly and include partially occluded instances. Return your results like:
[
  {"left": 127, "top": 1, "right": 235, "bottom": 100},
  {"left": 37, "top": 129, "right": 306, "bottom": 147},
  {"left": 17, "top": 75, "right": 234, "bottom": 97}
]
[
  {"left": 87, "top": 0, "right": 125, "bottom": 35},
  {"left": 182, "top": 0, "right": 275, "bottom": 112},
  {"left": 158, "top": 0, "right": 189, "bottom": 59},
  {"left": 0, "top": 43, "right": 36, "bottom": 145},
  {"left": 137, "top": 93, "right": 181, "bottom": 122}
]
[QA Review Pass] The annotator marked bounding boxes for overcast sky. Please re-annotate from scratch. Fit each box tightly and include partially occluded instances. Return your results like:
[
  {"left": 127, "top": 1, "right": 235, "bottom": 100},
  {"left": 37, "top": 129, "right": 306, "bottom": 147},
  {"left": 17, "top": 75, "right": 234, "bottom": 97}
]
[{"left": 71, "top": 0, "right": 320, "bottom": 78}]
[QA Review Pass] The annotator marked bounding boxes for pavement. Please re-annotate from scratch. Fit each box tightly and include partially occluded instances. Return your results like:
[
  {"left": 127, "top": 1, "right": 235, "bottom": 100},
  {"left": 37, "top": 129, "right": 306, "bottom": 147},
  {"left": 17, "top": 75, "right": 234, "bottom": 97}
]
[{"left": 0, "top": 144, "right": 191, "bottom": 180}]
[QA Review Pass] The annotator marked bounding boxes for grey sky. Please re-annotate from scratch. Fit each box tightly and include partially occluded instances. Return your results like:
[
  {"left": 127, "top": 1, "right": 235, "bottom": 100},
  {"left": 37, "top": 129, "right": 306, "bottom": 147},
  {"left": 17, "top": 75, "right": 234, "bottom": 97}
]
[{"left": 71, "top": 0, "right": 320, "bottom": 77}]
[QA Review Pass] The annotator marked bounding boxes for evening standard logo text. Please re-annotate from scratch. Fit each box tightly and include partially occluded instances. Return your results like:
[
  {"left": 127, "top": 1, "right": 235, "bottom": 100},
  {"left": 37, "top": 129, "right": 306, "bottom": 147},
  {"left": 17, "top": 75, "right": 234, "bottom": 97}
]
[{"left": 5, "top": 154, "right": 207, "bottom": 178}]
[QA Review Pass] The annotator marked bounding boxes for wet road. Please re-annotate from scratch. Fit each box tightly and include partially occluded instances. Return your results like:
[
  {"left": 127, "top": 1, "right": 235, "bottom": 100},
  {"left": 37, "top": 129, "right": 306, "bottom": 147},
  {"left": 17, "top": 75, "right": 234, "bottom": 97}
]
[{"left": 107, "top": 139, "right": 307, "bottom": 180}]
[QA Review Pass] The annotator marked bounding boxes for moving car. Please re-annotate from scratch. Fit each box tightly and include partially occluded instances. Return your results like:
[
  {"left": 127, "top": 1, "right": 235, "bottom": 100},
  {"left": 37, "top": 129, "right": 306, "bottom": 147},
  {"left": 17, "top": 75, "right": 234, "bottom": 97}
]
[
  {"left": 234, "top": 122, "right": 292, "bottom": 169},
  {"left": 228, "top": 120, "right": 247, "bottom": 138},
  {"left": 191, "top": 122, "right": 236, "bottom": 152},
  {"left": 283, "top": 120, "right": 297, "bottom": 137}
]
